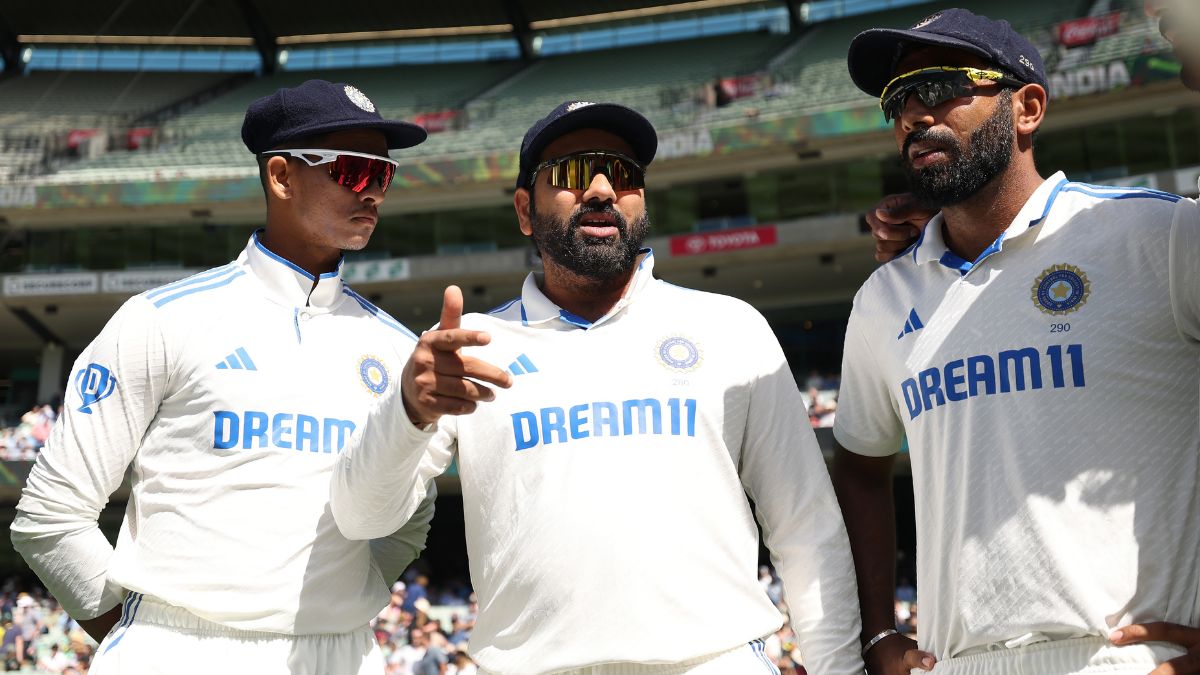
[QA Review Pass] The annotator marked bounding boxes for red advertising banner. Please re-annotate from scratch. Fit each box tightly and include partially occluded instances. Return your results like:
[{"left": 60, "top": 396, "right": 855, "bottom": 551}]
[
  {"left": 412, "top": 110, "right": 461, "bottom": 134},
  {"left": 669, "top": 225, "right": 777, "bottom": 257},
  {"left": 1056, "top": 13, "right": 1122, "bottom": 48}
]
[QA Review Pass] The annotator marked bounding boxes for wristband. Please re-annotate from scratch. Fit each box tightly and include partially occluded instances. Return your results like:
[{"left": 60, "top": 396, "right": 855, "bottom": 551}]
[{"left": 862, "top": 628, "right": 899, "bottom": 656}]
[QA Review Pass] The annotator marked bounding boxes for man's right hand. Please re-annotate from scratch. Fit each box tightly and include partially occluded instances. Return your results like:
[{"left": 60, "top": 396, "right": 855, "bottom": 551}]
[
  {"left": 866, "top": 193, "right": 935, "bottom": 262},
  {"left": 77, "top": 605, "right": 123, "bottom": 643},
  {"left": 865, "top": 633, "right": 937, "bottom": 675},
  {"left": 401, "top": 285, "right": 512, "bottom": 427}
]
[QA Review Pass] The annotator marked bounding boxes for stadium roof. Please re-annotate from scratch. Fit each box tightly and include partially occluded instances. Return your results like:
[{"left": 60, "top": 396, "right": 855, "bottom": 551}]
[
  {"left": 1, "top": 0, "right": 780, "bottom": 43},
  {"left": 1, "top": 0, "right": 787, "bottom": 72}
]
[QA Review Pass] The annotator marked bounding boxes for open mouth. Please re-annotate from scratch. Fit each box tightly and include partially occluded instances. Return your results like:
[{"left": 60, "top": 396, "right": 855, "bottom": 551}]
[
  {"left": 577, "top": 211, "right": 620, "bottom": 238},
  {"left": 908, "top": 141, "right": 953, "bottom": 168}
]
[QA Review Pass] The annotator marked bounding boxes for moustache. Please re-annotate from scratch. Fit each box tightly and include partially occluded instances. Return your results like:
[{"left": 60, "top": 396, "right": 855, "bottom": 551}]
[{"left": 901, "top": 128, "right": 962, "bottom": 167}]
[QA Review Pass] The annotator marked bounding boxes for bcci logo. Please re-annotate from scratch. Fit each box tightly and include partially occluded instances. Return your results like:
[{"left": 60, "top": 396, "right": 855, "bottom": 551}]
[
  {"left": 912, "top": 13, "right": 942, "bottom": 29},
  {"left": 74, "top": 363, "right": 117, "bottom": 414},
  {"left": 344, "top": 85, "right": 376, "bottom": 113},
  {"left": 359, "top": 356, "right": 390, "bottom": 396},
  {"left": 657, "top": 336, "right": 702, "bottom": 372},
  {"left": 1032, "top": 263, "right": 1091, "bottom": 315}
]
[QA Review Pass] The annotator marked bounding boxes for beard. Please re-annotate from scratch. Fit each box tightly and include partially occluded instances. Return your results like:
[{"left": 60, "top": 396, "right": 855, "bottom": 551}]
[
  {"left": 529, "top": 202, "right": 650, "bottom": 281},
  {"left": 901, "top": 93, "right": 1015, "bottom": 209}
]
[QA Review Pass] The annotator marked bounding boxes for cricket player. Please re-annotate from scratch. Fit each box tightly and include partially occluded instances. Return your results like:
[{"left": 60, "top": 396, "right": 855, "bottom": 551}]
[
  {"left": 328, "top": 101, "right": 865, "bottom": 674},
  {"left": 11, "top": 79, "right": 437, "bottom": 674},
  {"left": 831, "top": 9, "right": 1200, "bottom": 675}
]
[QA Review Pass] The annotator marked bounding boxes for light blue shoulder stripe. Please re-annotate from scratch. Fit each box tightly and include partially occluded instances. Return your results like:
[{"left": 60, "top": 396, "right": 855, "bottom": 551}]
[
  {"left": 144, "top": 262, "right": 238, "bottom": 300},
  {"left": 342, "top": 287, "right": 419, "bottom": 341},
  {"left": 487, "top": 298, "right": 520, "bottom": 315},
  {"left": 1062, "top": 182, "right": 1181, "bottom": 203},
  {"left": 153, "top": 270, "right": 246, "bottom": 308}
]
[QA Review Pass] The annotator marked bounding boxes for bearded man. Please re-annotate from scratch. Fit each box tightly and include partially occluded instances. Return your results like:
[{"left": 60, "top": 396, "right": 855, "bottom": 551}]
[
  {"left": 830, "top": 9, "right": 1200, "bottom": 675},
  {"left": 325, "top": 101, "right": 866, "bottom": 675}
]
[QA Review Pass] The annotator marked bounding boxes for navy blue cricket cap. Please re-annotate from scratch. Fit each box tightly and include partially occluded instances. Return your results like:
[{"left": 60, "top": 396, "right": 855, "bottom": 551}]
[
  {"left": 847, "top": 8, "right": 1048, "bottom": 98},
  {"left": 241, "top": 79, "right": 427, "bottom": 154},
  {"left": 516, "top": 101, "right": 658, "bottom": 189}
]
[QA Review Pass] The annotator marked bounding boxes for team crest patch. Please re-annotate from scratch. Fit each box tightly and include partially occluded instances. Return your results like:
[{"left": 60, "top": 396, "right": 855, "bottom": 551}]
[
  {"left": 567, "top": 101, "right": 594, "bottom": 112},
  {"left": 912, "top": 13, "right": 941, "bottom": 29},
  {"left": 657, "top": 336, "right": 702, "bottom": 372},
  {"left": 1031, "top": 264, "right": 1090, "bottom": 315},
  {"left": 344, "top": 85, "right": 376, "bottom": 113},
  {"left": 359, "top": 356, "right": 390, "bottom": 395}
]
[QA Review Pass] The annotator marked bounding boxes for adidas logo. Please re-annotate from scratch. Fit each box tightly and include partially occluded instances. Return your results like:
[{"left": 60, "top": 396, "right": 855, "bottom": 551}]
[
  {"left": 508, "top": 354, "right": 539, "bottom": 376},
  {"left": 896, "top": 308, "right": 925, "bottom": 340},
  {"left": 216, "top": 347, "right": 257, "bottom": 371}
]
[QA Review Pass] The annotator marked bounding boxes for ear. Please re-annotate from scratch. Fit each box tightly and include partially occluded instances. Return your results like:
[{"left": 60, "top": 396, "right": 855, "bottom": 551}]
[
  {"left": 514, "top": 187, "right": 533, "bottom": 237},
  {"left": 266, "top": 155, "right": 294, "bottom": 201},
  {"left": 1013, "top": 83, "right": 1047, "bottom": 139}
]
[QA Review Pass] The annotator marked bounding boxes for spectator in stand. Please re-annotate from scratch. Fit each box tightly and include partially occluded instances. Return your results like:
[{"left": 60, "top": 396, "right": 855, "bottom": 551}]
[
  {"left": 448, "top": 651, "right": 477, "bottom": 675},
  {"left": 414, "top": 624, "right": 449, "bottom": 675},
  {"left": 37, "top": 642, "right": 71, "bottom": 673},
  {"left": 403, "top": 574, "right": 430, "bottom": 614}
]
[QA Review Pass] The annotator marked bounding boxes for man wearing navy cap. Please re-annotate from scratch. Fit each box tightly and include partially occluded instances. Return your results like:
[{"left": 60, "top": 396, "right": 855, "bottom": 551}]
[
  {"left": 12, "top": 79, "right": 437, "bottom": 674},
  {"left": 329, "top": 101, "right": 865, "bottom": 674},
  {"left": 830, "top": 9, "right": 1200, "bottom": 675}
]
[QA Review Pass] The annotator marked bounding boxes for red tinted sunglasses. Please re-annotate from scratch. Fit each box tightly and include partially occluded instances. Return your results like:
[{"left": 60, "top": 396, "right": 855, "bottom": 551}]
[{"left": 261, "top": 148, "right": 399, "bottom": 193}]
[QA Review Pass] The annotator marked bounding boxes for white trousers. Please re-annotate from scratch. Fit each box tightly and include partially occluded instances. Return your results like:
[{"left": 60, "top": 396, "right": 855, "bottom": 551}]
[
  {"left": 90, "top": 593, "right": 384, "bottom": 675},
  {"left": 483, "top": 638, "right": 782, "bottom": 675},
  {"left": 922, "top": 636, "right": 1187, "bottom": 675}
]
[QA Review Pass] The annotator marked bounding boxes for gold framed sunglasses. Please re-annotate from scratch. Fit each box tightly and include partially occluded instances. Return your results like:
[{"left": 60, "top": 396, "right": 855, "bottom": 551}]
[
  {"left": 879, "top": 66, "right": 1027, "bottom": 122},
  {"left": 530, "top": 150, "right": 646, "bottom": 191}
]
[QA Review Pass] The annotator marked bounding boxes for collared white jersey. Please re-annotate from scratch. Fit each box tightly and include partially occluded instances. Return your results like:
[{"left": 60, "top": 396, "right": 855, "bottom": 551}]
[
  {"left": 332, "top": 252, "right": 864, "bottom": 675},
  {"left": 12, "top": 233, "right": 435, "bottom": 635},
  {"left": 834, "top": 172, "right": 1200, "bottom": 660}
]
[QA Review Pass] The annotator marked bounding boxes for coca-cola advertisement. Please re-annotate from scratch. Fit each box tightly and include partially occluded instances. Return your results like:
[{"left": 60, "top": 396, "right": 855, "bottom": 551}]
[{"left": 1055, "top": 12, "right": 1122, "bottom": 48}]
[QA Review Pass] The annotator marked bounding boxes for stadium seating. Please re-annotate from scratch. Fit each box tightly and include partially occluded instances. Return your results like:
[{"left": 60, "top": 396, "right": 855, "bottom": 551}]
[{"left": 4, "top": 0, "right": 1169, "bottom": 184}]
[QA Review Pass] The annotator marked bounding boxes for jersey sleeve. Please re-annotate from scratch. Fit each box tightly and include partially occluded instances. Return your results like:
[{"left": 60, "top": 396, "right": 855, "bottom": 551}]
[
  {"left": 1170, "top": 196, "right": 1200, "bottom": 344},
  {"left": 329, "top": 384, "right": 456, "bottom": 541},
  {"left": 833, "top": 296, "right": 906, "bottom": 456},
  {"left": 370, "top": 481, "right": 437, "bottom": 584},
  {"left": 10, "top": 296, "right": 172, "bottom": 619},
  {"left": 737, "top": 309, "right": 865, "bottom": 675}
]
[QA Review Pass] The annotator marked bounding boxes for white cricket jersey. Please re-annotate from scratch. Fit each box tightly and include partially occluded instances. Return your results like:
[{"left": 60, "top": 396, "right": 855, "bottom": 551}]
[
  {"left": 834, "top": 172, "right": 1200, "bottom": 660},
  {"left": 12, "top": 232, "right": 435, "bottom": 635},
  {"left": 331, "top": 252, "right": 864, "bottom": 675}
]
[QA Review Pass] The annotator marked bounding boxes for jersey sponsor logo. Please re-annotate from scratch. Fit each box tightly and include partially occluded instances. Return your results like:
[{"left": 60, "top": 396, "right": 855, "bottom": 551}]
[
  {"left": 508, "top": 353, "right": 539, "bottom": 376},
  {"left": 212, "top": 410, "right": 356, "bottom": 453},
  {"left": 900, "top": 344, "right": 1086, "bottom": 420},
  {"left": 359, "top": 356, "right": 390, "bottom": 395},
  {"left": 511, "top": 397, "right": 698, "bottom": 451},
  {"left": 74, "top": 363, "right": 117, "bottom": 414},
  {"left": 215, "top": 347, "right": 257, "bottom": 371},
  {"left": 1032, "top": 264, "right": 1090, "bottom": 315},
  {"left": 657, "top": 336, "right": 702, "bottom": 371},
  {"left": 897, "top": 308, "right": 925, "bottom": 340}
]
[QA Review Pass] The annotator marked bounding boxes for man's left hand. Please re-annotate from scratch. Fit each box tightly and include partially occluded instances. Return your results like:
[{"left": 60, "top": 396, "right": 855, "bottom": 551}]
[{"left": 1111, "top": 622, "right": 1200, "bottom": 674}]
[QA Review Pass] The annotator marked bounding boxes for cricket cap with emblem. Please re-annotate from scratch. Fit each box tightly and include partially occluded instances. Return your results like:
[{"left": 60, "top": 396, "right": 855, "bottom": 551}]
[
  {"left": 515, "top": 100, "right": 658, "bottom": 189},
  {"left": 241, "top": 79, "right": 427, "bottom": 153},
  {"left": 846, "top": 8, "right": 1049, "bottom": 98}
]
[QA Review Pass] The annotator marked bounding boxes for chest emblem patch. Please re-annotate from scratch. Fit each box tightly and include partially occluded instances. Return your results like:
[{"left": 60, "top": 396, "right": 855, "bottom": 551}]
[
  {"left": 657, "top": 336, "right": 702, "bottom": 372},
  {"left": 359, "top": 356, "right": 390, "bottom": 395},
  {"left": 1032, "top": 264, "right": 1090, "bottom": 315}
]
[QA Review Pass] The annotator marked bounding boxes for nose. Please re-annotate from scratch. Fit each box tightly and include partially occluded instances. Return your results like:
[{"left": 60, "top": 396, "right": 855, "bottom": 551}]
[
  {"left": 581, "top": 172, "right": 616, "bottom": 204},
  {"left": 899, "top": 93, "right": 936, "bottom": 134},
  {"left": 357, "top": 177, "right": 385, "bottom": 206}
]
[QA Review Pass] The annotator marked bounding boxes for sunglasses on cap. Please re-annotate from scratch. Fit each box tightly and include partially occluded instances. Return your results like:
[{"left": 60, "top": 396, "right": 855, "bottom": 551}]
[
  {"left": 530, "top": 150, "right": 646, "bottom": 191},
  {"left": 260, "top": 148, "right": 399, "bottom": 194},
  {"left": 880, "top": 67, "right": 1027, "bottom": 122}
]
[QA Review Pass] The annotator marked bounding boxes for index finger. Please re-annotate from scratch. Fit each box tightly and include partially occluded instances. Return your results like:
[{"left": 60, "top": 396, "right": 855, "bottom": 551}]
[{"left": 440, "top": 285, "right": 464, "bottom": 331}]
